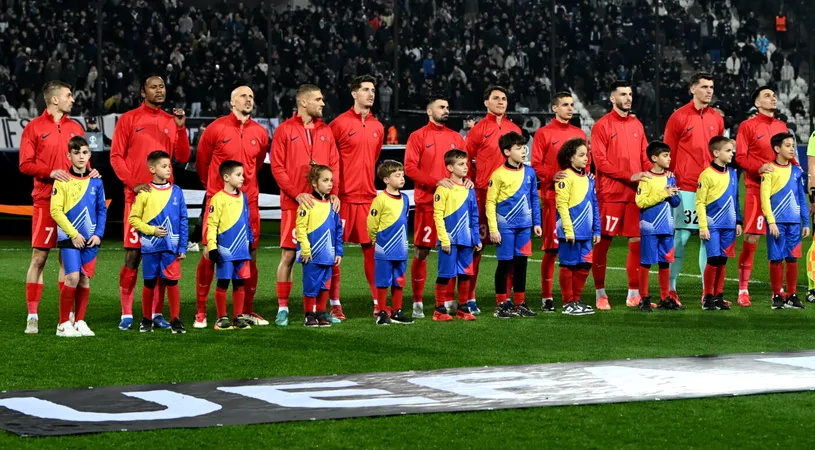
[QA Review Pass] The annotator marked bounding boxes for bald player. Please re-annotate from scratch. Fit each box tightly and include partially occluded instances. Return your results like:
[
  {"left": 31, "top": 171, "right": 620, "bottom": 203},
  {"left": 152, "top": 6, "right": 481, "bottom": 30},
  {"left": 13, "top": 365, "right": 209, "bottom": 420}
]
[{"left": 194, "top": 86, "right": 270, "bottom": 328}]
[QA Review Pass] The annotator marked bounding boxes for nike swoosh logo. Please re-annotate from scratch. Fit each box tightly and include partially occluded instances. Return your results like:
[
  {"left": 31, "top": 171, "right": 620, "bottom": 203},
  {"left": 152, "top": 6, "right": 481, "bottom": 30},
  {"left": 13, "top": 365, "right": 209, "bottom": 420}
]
[
  {"left": 41, "top": 133, "right": 50, "bottom": 139},
  {"left": 291, "top": 136, "right": 299, "bottom": 141},
  {"left": 610, "top": 134, "right": 617, "bottom": 139},
  {"left": 484, "top": 132, "right": 494, "bottom": 138},
  {"left": 756, "top": 135, "right": 764, "bottom": 140},
  {"left": 686, "top": 126, "right": 694, "bottom": 132},
  {"left": 426, "top": 144, "right": 434, "bottom": 148},
  {"left": 135, "top": 127, "right": 145, "bottom": 132},
  {"left": 222, "top": 139, "right": 232, "bottom": 144},
  {"left": 348, "top": 132, "right": 356, "bottom": 137},
  {"left": 551, "top": 140, "right": 560, "bottom": 146}
]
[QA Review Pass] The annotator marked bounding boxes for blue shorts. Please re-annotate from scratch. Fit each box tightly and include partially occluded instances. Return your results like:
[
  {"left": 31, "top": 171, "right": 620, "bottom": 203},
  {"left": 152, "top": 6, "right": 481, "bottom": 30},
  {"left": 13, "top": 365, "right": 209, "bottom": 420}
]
[
  {"left": 496, "top": 227, "right": 532, "bottom": 261},
  {"left": 216, "top": 260, "right": 250, "bottom": 281},
  {"left": 704, "top": 229, "right": 736, "bottom": 258},
  {"left": 767, "top": 223, "right": 802, "bottom": 261},
  {"left": 375, "top": 259, "right": 407, "bottom": 288},
  {"left": 142, "top": 251, "right": 181, "bottom": 281},
  {"left": 61, "top": 247, "right": 98, "bottom": 277},
  {"left": 640, "top": 234, "right": 675, "bottom": 266},
  {"left": 303, "top": 262, "right": 332, "bottom": 297},
  {"left": 558, "top": 239, "right": 593, "bottom": 266},
  {"left": 437, "top": 244, "right": 475, "bottom": 278}
]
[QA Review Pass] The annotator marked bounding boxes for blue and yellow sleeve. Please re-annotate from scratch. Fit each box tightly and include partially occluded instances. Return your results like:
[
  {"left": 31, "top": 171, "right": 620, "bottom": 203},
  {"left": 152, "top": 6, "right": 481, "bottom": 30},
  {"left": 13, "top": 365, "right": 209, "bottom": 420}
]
[
  {"left": 733, "top": 169, "right": 743, "bottom": 225},
  {"left": 485, "top": 172, "right": 500, "bottom": 233},
  {"left": 667, "top": 177, "right": 681, "bottom": 208},
  {"left": 434, "top": 186, "right": 451, "bottom": 246},
  {"left": 50, "top": 181, "right": 77, "bottom": 239},
  {"left": 529, "top": 167, "right": 541, "bottom": 227},
  {"left": 469, "top": 189, "right": 481, "bottom": 246},
  {"left": 367, "top": 195, "right": 384, "bottom": 244},
  {"left": 206, "top": 194, "right": 223, "bottom": 252},
  {"left": 243, "top": 195, "right": 254, "bottom": 244},
  {"left": 94, "top": 181, "right": 107, "bottom": 239},
  {"left": 797, "top": 169, "right": 811, "bottom": 228},
  {"left": 760, "top": 172, "right": 775, "bottom": 224},
  {"left": 295, "top": 205, "right": 311, "bottom": 256},
  {"left": 696, "top": 171, "right": 711, "bottom": 231},
  {"left": 555, "top": 177, "right": 574, "bottom": 238},
  {"left": 334, "top": 212, "right": 344, "bottom": 258},
  {"left": 129, "top": 192, "right": 157, "bottom": 236},
  {"left": 176, "top": 188, "right": 188, "bottom": 255},
  {"left": 591, "top": 182, "right": 601, "bottom": 236}
]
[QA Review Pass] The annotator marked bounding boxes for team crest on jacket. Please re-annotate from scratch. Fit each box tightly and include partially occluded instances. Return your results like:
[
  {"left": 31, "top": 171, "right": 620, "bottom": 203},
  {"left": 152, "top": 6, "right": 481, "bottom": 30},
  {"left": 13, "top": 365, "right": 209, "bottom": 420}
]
[
  {"left": 633, "top": 132, "right": 639, "bottom": 138},
  {"left": 164, "top": 128, "right": 169, "bottom": 134},
  {"left": 251, "top": 139, "right": 258, "bottom": 146},
  {"left": 69, "top": 132, "right": 75, "bottom": 137},
  {"left": 373, "top": 132, "right": 379, "bottom": 138},
  {"left": 320, "top": 135, "right": 326, "bottom": 142}
]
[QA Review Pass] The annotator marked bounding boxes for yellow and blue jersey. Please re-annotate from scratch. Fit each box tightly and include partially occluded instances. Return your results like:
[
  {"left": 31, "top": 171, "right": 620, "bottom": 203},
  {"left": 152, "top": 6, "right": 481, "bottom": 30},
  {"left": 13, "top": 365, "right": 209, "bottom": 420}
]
[
  {"left": 761, "top": 162, "right": 810, "bottom": 227},
  {"left": 696, "top": 165, "right": 742, "bottom": 231},
  {"left": 433, "top": 183, "right": 481, "bottom": 247},
  {"left": 296, "top": 194, "right": 344, "bottom": 266},
  {"left": 486, "top": 162, "right": 541, "bottom": 232},
  {"left": 554, "top": 168, "right": 600, "bottom": 239},
  {"left": 367, "top": 191, "right": 410, "bottom": 261},
  {"left": 206, "top": 190, "right": 254, "bottom": 262},
  {"left": 50, "top": 171, "right": 107, "bottom": 245},
  {"left": 635, "top": 172, "right": 681, "bottom": 236},
  {"left": 128, "top": 183, "right": 189, "bottom": 254}
]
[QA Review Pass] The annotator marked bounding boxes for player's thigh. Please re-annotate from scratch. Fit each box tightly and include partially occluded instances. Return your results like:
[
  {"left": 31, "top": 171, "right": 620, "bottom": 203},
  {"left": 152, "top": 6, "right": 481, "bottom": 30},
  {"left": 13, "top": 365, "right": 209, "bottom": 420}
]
[
  {"left": 80, "top": 247, "right": 99, "bottom": 277},
  {"left": 280, "top": 209, "right": 298, "bottom": 250},
  {"left": 160, "top": 252, "right": 181, "bottom": 281},
  {"left": 61, "top": 248, "right": 82, "bottom": 275},
  {"left": 743, "top": 191, "right": 766, "bottom": 235},
  {"left": 31, "top": 203, "right": 58, "bottom": 249},
  {"left": 318, "top": 265, "right": 332, "bottom": 291},
  {"left": 234, "top": 260, "right": 251, "bottom": 280},
  {"left": 375, "top": 259, "right": 395, "bottom": 288},
  {"left": 249, "top": 204, "right": 261, "bottom": 249},
  {"left": 476, "top": 188, "right": 489, "bottom": 244},
  {"left": 514, "top": 227, "right": 532, "bottom": 257},
  {"left": 720, "top": 229, "right": 737, "bottom": 258},
  {"left": 437, "top": 244, "right": 458, "bottom": 278},
  {"left": 659, "top": 234, "right": 675, "bottom": 263},
  {"left": 558, "top": 240, "right": 582, "bottom": 266},
  {"left": 620, "top": 202, "right": 641, "bottom": 237},
  {"left": 341, "top": 203, "right": 372, "bottom": 244},
  {"left": 392, "top": 260, "right": 407, "bottom": 288},
  {"left": 413, "top": 211, "right": 437, "bottom": 248},
  {"left": 599, "top": 202, "right": 627, "bottom": 236},
  {"left": 457, "top": 245, "right": 475, "bottom": 276},
  {"left": 141, "top": 253, "right": 162, "bottom": 280},
  {"left": 541, "top": 200, "right": 559, "bottom": 251},
  {"left": 123, "top": 202, "right": 142, "bottom": 249},
  {"left": 216, "top": 260, "right": 236, "bottom": 280},
  {"left": 201, "top": 196, "right": 213, "bottom": 246},
  {"left": 786, "top": 224, "right": 802, "bottom": 258},
  {"left": 639, "top": 234, "right": 659, "bottom": 265},
  {"left": 673, "top": 191, "right": 700, "bottom": 230},
  {"left": 496, "top": 228, "right": 516, "bottom": 261}
]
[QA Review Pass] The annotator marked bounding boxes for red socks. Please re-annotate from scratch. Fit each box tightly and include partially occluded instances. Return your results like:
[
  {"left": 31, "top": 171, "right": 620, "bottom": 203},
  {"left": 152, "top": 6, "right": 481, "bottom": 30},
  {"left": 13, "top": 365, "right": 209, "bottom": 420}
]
[
  {"left": 786, "top": 261, "right": 798, "bottom": 294},
  {"left": 541, "top": 251, "right": 557, "bottom": 298},
  {"left": 59, "top": 285, "right": 76, "bottom": 324},
  {"left": 141, "top": 285, "right": 154, "bottom": 320},
  {"left": 573, "top": 266, "right": 590, "bottom": 301},
  {"left": 330, "top": 265, "right": 341, "bottom": 301},
  {"left": 447, "top": 278, "right": 455, "bottom": 303},
  {"left": 120, "top": 266, "right": 138, "bottom": 315},
  {"left": 411, "top": 257, "right": 427, "bottom": 303},
  {"left": 770, "top": 262, "right": 783, "bottom": 295},
  {"left": 627, "top": 240, "right": 641, "bottom": 290},
  {"left": 233, "top": 286, "right": 245, "bottom": 318},
  {"left": 362, "top": 244, "right": 376, "bottom": 299},
  {"left": 559, "top": 267, "right": 574, "bottom": 304},
  {"left": 715, "top": 265, "right": 726, "bottom": 295},
  {"left": 316, "top": 290, "right": 329, "bottom": 313},
  {"left": 25, "top": 282, "right": 43, "bottom": 314},
  {"left": 592, "top": 237, "right": 612, "bottom": 289},
  {"left": 658, "top": 266, "right": 670, "bottom": 300},
  {"left": 276, "top": 281, "right": 292, "bottom": 308},
  {"left": 75, "top": 286, "right": 90, "bottom": 321},
  {"left": 738, "top": 242, "right": 757, "bottom": 290},
  {"left": 458, "top": 279, "right": 470, "bottom": 305},
  {"left": 303, "top": 296, "right": 316, "bottom": 314},
  {"left": 639, "top": 266, "right": 650, "bottom": 297},
  {"left": 376, "top": 287, "right": 405, "bottom": 311},
  {"left": 392, "top": 287, "right": 404, "bottom": 310},
  {"left": 495, "top": 292, "right": 507, "bottom": 305},
  {"left": 513, "top": 291, "right": 525, "bottom": 306},
  {"left": 167, "top": 284, "right": 181, "bottom": 320},
  {"left": 376, "top": 287, "right": 388, "bottom": 311},
  {"left": 153, "top": 279, "right": 165, "bottom": 315},
  {"left": 245, "top": 260, "right": 258, "bottom": 314},
  {"left": 195, "top": 257, "right": 215, "bottom": 313},
  {"left": 703, "top": 264, "right": 717, "bottom": 296},
  {"left": 434, "top": 283, "right": 446, "bottom": 307},
  {"left": 215, "top": 287, "right": 227, "bottom": 317},
  {"left": 468, "top": 253, "right": 481, "bottom": 300}
]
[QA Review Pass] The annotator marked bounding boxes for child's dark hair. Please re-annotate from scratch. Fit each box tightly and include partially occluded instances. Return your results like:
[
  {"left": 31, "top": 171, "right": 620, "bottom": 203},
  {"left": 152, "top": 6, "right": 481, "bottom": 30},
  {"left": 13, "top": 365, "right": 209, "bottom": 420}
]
[
  {"left": 219, "top": 160, "right": 243, "bottom": 178},
  {"left": 377, "top": 160, "right": 404, "bottom": 180},
  {"left": 770, "top": 132, "right": 795, "bottom": 152},
  {"left": 498, "top": 131, "right": 528, "bottom": 155},
  {"left": 708, "top": 136, "right": 732, "bottom": 156},
  {"left": 307, "top": 164, "right": 332, "bottom": 185},
  {"left": 147, "top": 150, "right": 171, "bottom": 166},
  {"left": 444, "top": 149, "right": 468, "bottom": 166},
  {"left": 557, "top": 138, "right": 587, "bottom": 169},
  {"left": 68, "top": 136, "right": 88, "bottom": 152},
  {"left": 646, "top": 141, "right": 671, "bottom": 162}
]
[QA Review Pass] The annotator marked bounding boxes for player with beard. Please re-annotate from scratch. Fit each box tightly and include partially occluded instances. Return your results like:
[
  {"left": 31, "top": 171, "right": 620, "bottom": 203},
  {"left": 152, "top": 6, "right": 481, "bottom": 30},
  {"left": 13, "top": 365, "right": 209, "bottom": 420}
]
[
  {"left": 270, "top": 84, "right": 340, "bottom": 326},
  {"left": 590, "top": 81, "right": 651, "bottom": 310},
  {"left": 531, "top": 91, "right": 588, "bottom": 312},
  {"left": 734, "top": 86, "right": 790, "bottom": 306},
  {"left": 663, "top": 72, "right": 725, "bottom": 306},
  {"left": 328, "top": 75, "right": 384, "bottom": 319},
  {"left": 463, "top": 85, "right": 521, "bottom": 314},
  {"left": 404, "top": 95, "right": 467, "bottom": 318},
  {"left": 111, "top": 75, "right": 190, "bottom": 331},
  {"left": 194, "top": 86, "right": 270, "bottom": 328}
]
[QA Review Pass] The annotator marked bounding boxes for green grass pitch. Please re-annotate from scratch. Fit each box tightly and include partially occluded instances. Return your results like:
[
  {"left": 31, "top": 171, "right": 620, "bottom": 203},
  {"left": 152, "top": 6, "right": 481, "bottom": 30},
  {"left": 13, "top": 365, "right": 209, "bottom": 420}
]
[{"left": 2, "top": 234, "right": 815, "bottom": 448}]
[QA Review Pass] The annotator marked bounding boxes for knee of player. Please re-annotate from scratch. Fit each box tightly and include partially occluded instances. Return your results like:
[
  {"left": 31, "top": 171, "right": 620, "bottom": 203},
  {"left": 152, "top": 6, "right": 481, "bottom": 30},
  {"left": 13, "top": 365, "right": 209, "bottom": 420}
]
[
  {"left": 233, "top": 279, "right": 245, "bottom": 288},
  {"left": 63, "top": 272, "right": 81, "bottom": 287},
  {"left": 577, "top": 262, "right": 592, "bottom": 271},
  {"left": 435, "top": 277, "right": 450, "bottom": 285},
  {"left": 745, "top": 234, "right": 761, "bottom": 244},
  {"left": 415, "top": 247, "right": 431, "bottom": 260},
  {"left": 78, "top": 275, "right": 91, "bottom": 288},
  {"left": 785, "top": 257, "right": 798, "bottom": 264},
  {"left": 279, "top": 249, "right": 296, "bottom": 265},
  {"left": 457, "top": 274, "right": 471, "bottom": 282},
  {"left": 162, "top": 279, "right": 179, "bottom": 287},
  {"left": 124, "top": 250, "right": 141, "bottom": 269},
  {"left": 658, "top": 262, "right": 670, "bottom": 269},
  {"left": 216, "top": 279, "right": 231, "bottom": 290},
  {"left": 144, "top": 278, "right": 158, "bottom": 289},
  {"left": 30, "top": 250, "right": 49, "bottom": 268}
]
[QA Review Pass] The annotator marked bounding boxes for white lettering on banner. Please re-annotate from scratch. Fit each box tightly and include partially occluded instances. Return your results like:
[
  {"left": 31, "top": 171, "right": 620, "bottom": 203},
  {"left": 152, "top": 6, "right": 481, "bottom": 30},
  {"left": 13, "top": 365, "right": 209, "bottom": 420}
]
[
  {"left": 408, "top": 372, "right": 559, "bottom": 400},
  {"left": 757, "top": 356, "right": 815, "bottom": 371},
  {"left": 218, "top": 381, "right": 437, "bottom": 408},
  {"left": 0, "top": 390, "right": 221, "bottom": 422}
]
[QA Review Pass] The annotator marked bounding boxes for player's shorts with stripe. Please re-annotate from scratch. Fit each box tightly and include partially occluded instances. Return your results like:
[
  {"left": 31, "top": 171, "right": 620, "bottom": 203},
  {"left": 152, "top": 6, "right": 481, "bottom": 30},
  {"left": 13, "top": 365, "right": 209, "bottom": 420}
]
[
  {"left": 341, "top": 202, "right": 372, "bottom": 245},
  {"left": 558, "top": 239, "right": 593, "bottom": 266},
  {"left": 302, "top": 262, "right": 332, "bottom": 297},
  {"left": 216, "top": 259, "right": 250, "bottom": 281},
  {"left": 541, "top": 198, "right": 559, "bottom": 250},
  {"left": 203, "top": 196, "right": 261, "bottom": 249},
  {"left": 414, "top": 208, "right": 438, "bottom": 248},
  {"left": 600, "top": 202, "right": 640, "bottom": 237},
  {"left": 142, "top": 251, "right": 181, "bottom": 281},
  {"left": 767, "top": 223, "right": 802, "bottom": 260},
  {"left": 375, "top": 259, "right": 407, "bottom": 288},
  {"left": 640, "top": 234, "right": 676, "bottom": 266},
  {"left": 61, "top": 246, "right": 99, "bottom": 277},
  {"left": 704, "top": 229, "right": 737, "bottom": 258},
  {"left": 123, "top": 201, "right": 142, "bottom": 249},
  {"left": 31, "top": 202, "right": 58, "bottom": 249},
  {"left": 280, "top": 209, "right": 298, "bottom": 250},
  {"left": 496, "top": 227, "right": 532, "bottom": 261},
  {"left": 743, "top": 190, "right": 767, "bottom": 235},
  {"left": 673, "top": 191, "right": 700, "bottom": 230},
  {"left": 475, "top": 188, "right": 490, "bottom": 245},
  {"left": 437, "top": 244, "right": 475, "bottom": 278}
]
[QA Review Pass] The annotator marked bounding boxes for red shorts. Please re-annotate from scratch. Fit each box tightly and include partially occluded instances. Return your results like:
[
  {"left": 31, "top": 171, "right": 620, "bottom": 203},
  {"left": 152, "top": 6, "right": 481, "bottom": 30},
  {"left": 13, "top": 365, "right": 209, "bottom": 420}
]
[
  {"left": 280, "top": 209, "right": 298, "bottom": 250},
  {"left": 541, "top": 198, "right": 559, "bottom": 250},
  {"left": 743, "top": 190, "right": 766, "bottom": 235},
  {"left": 475, "top": 188, "right": 489, "bottom": 244},
  {"left": 31, "top": 202, "right": 58, "bottom": 249},
  {"left": 123, "top": 201, "right": 141, "bottom": 249},
  {"left": 202, "top": 196, "right": 261, "bottom": 249},
  {"left": 599, "top": 202, "right": 640, "bottom": 237},
  {"left": 414, "top": 208, "right": 438, "bottom": 248},
  {"left": 341, "top": 202, "right": 372, "bottom": 245}
]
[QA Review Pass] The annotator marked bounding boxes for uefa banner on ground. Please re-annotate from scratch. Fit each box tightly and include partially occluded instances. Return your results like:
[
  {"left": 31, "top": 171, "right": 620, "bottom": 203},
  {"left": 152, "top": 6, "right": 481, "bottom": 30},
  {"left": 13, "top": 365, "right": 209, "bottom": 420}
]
[{"left": 3, "top": 351, "right": 815, "bottom": 437}]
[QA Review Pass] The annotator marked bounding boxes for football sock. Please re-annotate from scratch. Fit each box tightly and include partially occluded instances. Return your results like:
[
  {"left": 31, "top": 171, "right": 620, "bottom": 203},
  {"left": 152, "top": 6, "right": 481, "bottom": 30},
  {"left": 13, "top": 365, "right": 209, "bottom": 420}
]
[
  {"left": 329, "top": 265, "right": 341, "bottom": 304},
  {"left": 738, "top": 241, "right": 757, "bottom": 291},
  {"left": 703, "top": 264, "right": 717, "bottom": 296},
  {"left": 25, "top": 282, "right": 43, "bottom": 315},
  {"left": 670, "top": 229, "right": 691, "bottom": 290},
  {"left": 595, "top": 288, "right": 607, "bottom": 301},
  {"left": 468, "top": 253, "right": 481, "bottom": 300},
  {"left": 141, "top": 285, "right": 154, "bottom": 320},
  {"left": 153, "top": 279, "right": 165, "bottom": 316},
  {"left": 167, "top": 284, "right": 181, "bottom": 320},
  {"left": 592, "top": 236, "right": 612, "bottom": 289},
  {"left": 495, "top": 293, "right": 507, "bottom": 305},
  {"left": 513, "top": 291, "right": 525, "bottom": 306},
  {"left": 392, "top": 287, "right": 404, "bottom": 310},
  {"left": 658, "top": 266, "right": 671, "bottom": 300},
  {"left": 411, "top": 256, "right": 427, "bottom": 304},
  {"left": 808, "top": 240, "right": 815, "bottom": 291},
  {"left": 458, "top": 279, "right": 470, "bottom": 305},
  {"left": 626, "top": 240, "right": 641, "bottom": 290},
  {"left": 541, "top": 251, "right": 557, "bottom": 299},
  {"left": 233, "top": 286, "right": 245, "bottom": 318},
  {"left": 573, "top": 266, "right": 590, "bottom": 302},
  {"left": 75, "top": 286, "right": 90, "bottom": 321},
  {"left": 276, "top": 280, "right": 292, "bottom": 310},
  {"left": 769, "top": 262, "right": 784, "bottom": 295},
  {"left": 786, "top": 261, "right": 799, "bottom": 295},
  {"left": 376, "top": 287, "right": 388, "bottom": 311},
  {"left": 362, "top": 244, "right": 377, "bottom": 300},
  {"left": 303, "top": 296, "right": 316, "bottom": 314},
  {"left": 195, "top": 257, "right": 215, "bottom": 313},
  {"left": 59, "top": 285, "right": 76, "bottom": 324},
  {"left": 639, "top": 265, "right": 650, "bottom": 297},
  {"left": 215, "top": 287, "right": 228, "bottom": 317},
  {"left": 434, "top": 282, "right": 447, "bottom": 308},
  {"left": 119, "top": 266, "right": 138, "bottom": 316},
  {"left": 245, "top": 260, "right": 258, "bottom": 314},
  {"left": 559, "top": 267, "right": 574, "bottom": 304},
  {"left": 714, "top": 265, "right": 726, "bottom": 295},
  {"left": 316, "top": 290, "right": 329, "bottom": 313}
]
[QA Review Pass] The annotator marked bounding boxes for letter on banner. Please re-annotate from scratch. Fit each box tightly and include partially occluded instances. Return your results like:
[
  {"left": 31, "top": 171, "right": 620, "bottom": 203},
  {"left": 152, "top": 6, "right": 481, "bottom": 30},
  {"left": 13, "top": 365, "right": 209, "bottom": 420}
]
[
  {"left": 0, "top": 390, "right": 221, "bottom": 422},
  {"left": 408, "top": 371, "right": 558, "bottom": 399},
  {"left": 219, "top": 380, "right": 437, "bottom": 408}
]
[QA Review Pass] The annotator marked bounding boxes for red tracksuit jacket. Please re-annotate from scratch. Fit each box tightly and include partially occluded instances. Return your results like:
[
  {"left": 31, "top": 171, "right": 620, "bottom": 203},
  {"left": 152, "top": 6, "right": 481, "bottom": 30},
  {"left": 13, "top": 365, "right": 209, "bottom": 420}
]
[
  {"left": 735, "top": 113, "right": 791, "bottom": 191},
  {"left": 464, "top": 113, "right": 522, "bottom": 190},
  {"left": 531, "top": 119, "right": 588, "bottom": 201},
  {"left": 195, "top": 112, "right": 269, "bottom": 203},
  {"left": 663, "top": 101, "right": 725, "bottom": 191},
  {"left": 404, "top": 122, "right": 466, "bottom": 212},
  {"left": 110, "top": 103, "right": 191, "bottom": 203},
  {"left": 270, "top": 114, "right": 339, "bottom": 211},
  {"left": 591, "top": 109, "right": 651, "bottom": 203},
  {"left": 19, "top": 110, "right": 86, "bottom": 205},
  {"left": 329, "top": 108, "right": 383, "bottom": 204}
]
